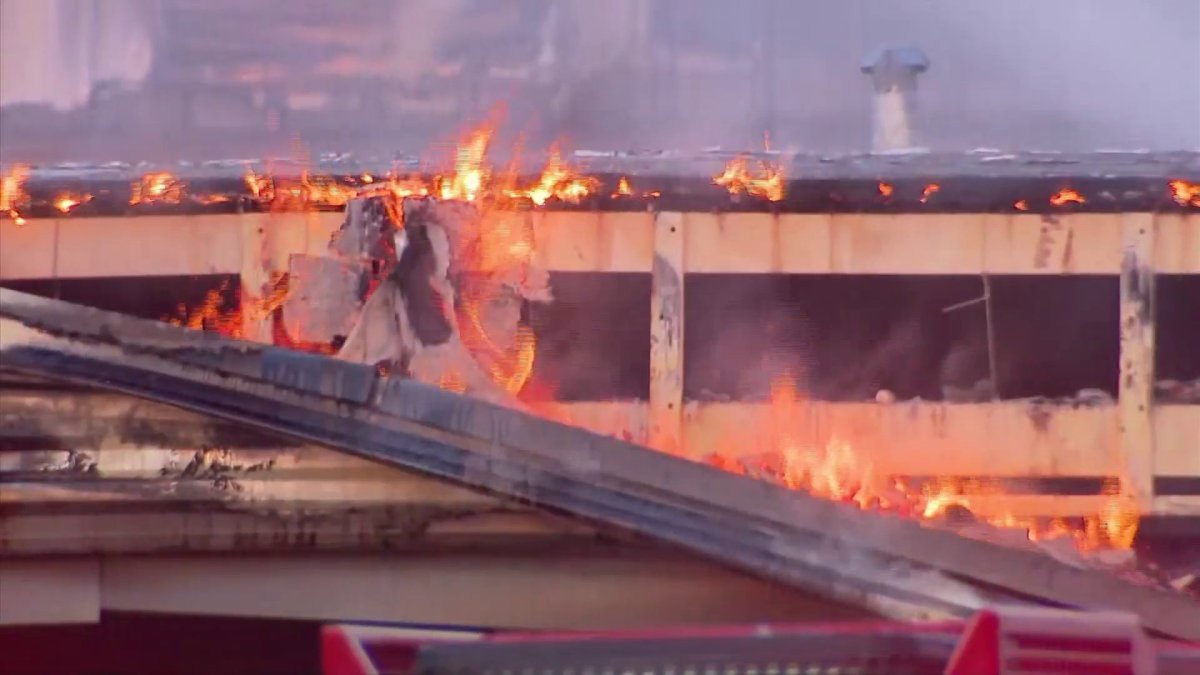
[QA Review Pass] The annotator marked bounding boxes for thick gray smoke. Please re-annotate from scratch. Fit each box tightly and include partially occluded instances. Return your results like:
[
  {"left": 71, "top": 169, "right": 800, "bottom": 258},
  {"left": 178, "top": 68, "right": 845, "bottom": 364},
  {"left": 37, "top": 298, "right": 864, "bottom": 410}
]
[{"left": 0, "top": 0, "right": 1196, "bottom": 162}]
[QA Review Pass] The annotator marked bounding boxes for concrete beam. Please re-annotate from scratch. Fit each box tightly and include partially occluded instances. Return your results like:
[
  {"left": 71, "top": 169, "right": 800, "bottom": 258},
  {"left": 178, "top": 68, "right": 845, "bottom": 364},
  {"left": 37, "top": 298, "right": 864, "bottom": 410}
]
[
  {"left": 97, "top": 552, "right": 864, "bottom": 629},
  {"left": 0, "top": 559, "right": 99, "bottom": 625},
  {"left": 4, "top": 212, "right": 1197, "bottom": 279}
]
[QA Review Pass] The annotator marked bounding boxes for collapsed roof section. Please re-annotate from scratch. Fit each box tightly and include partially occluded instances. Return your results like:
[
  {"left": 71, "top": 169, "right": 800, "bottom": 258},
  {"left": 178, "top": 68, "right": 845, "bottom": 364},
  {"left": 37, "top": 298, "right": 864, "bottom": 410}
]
[{"left": 2, "top": 287, "right": 1198, "bottom": 640}]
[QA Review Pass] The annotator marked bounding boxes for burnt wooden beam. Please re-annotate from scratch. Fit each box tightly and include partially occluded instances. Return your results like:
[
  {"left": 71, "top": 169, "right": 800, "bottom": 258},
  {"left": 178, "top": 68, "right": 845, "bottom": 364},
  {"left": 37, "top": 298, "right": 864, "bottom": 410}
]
[
  {"left": 2, "top": 288, "right": 1199, "bottom": 639},
  {"left": 0, "top": 390, "right": 291, "bottom": 451}
]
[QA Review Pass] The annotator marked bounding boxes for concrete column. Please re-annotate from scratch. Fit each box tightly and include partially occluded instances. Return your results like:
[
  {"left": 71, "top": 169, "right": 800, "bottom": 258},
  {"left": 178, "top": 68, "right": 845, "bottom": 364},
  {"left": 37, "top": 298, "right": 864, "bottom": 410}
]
[
  {"left": 650, "top": 212, "right": 685, "bottom": 455},
  {"left": 1118, "top": 212, "right": 1157, "bottom": 511}
]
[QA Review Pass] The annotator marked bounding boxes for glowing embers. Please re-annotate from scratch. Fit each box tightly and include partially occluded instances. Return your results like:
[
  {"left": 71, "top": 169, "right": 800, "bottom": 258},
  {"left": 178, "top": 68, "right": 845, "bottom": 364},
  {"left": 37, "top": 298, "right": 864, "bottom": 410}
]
[
  {"left": 713, "top": 156, "right": 785, "bottom": 202},
  {"left": 130, "top": 172, "right": 185, "bottom": 206},
  {"left": 243, "top": 169, "right": 360, "bottom": 211},
  {"left": 53, "top": 192, "right": 93, "bottom": 214},
  {"left": 1, "top": 164, "right": 30, "bottom": 224},
  {"left": 1050, "top": 188, "right": 1086, "bottom": 207}
]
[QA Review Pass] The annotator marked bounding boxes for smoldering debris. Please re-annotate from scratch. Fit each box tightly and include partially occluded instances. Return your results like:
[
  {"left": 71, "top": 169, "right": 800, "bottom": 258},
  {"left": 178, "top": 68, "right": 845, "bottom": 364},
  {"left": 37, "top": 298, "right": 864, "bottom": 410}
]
[{"left": 283, "top": 192, "right": 553, "bottom": 408}]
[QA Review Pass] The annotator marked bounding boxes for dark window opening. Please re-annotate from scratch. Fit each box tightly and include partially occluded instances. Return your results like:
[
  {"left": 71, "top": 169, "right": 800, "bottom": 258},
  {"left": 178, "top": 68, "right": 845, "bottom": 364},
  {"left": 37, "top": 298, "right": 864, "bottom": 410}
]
[
  {"left": 1156, "top": 274, "right": 1200, "bottom": 403},
  {"left": 527, "top": 272, "right": 650, "bottom": 401},
  {"left": 1, "top": 274, "right": 239, "bottom": 324},
  {"left": 684, "top": 274, "right": 1119, "bottom": 403}
]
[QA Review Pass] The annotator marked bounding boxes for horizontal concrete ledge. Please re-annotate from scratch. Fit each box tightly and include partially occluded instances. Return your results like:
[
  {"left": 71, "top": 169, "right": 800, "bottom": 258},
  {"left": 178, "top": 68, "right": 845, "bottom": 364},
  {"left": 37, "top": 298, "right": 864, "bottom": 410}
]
[
  {"left": 9, "top": 166, "right": 1200, "bottom": 216},
  {"left": 3, "top": 212, "right": 1198, "bottom": 277},
  {"left": 0, "top": 552, "right": 860, "bottom": 628},
  {"left": 96, "top": 553, "right": 867, "bottom": 629}
]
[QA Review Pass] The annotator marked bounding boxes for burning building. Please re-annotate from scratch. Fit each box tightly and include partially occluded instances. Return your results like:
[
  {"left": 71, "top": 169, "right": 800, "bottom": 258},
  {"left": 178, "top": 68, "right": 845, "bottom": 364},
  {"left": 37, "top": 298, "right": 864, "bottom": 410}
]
[{"left": 1, "top": 3, "right": 1199, "bottom": 671}]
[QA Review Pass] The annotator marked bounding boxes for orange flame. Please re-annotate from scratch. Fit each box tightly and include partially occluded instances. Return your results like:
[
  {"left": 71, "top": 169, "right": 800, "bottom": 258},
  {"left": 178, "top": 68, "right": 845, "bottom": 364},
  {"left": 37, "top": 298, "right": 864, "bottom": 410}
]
[
  {"left": 765, "top": 374, "right": 893, "bottom": 510},
  {"left": 613, "top": 176, "right": 634, "bottom": 198},
  {"left": 1014, "top": 199, "right": 1030, "bottom": 211},
  {"left": 714, "top": 157, "right": 785, "bottom": 202},
  {"left": 242, "top": 272, "right": 291, "bottom": 325},
  {"left": 53, "top": 192, "right": 92, "bottom": 214},
  {"left": 131, "top": 172, "right": 184, "bottom": 205},
  {"left": 300, "top": 173, "right": 358, "bottom": 208},
  {"left": 1, "top": 164, "right": 30, "bottom": 225},
  {"left": 245, "top": 168, "right": 273, "bottom": 201},
  {"left": 386, "top": 175, "right": 430, "bottom": 201},
  {"left": 1169, "top": 179, "right": 1200, "bottom": 207},
  {"left": 514, "top": 149, "right": 599, "bottom": 206},
  {"left": 920, "top": 183, "right": 940, "bottom": 203},
  {"left": 166, "top": 282, "right": 242, "bottom": 338},
  {"left": 878, "top": 182, "right": 894, "bottom": 199},
  {"left": 1050, "top": 188, "right": 1086, "bottom": 206},
  {"left": 167, "top": 273, "right": 301, "bottom": 342},
  {"left": 437, "top": 126, "right": 492, "bottom": 202},
  {"left": 703, "top": 375, "right": 1139, "bottom": 553},
  {"left": 192, "top": 193, "right": 232, "bottom": 206}
]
